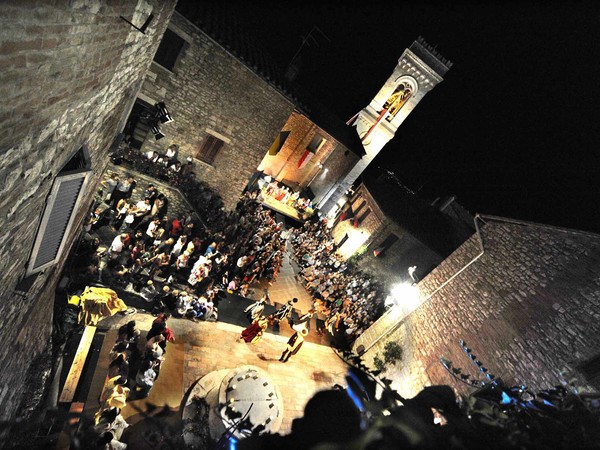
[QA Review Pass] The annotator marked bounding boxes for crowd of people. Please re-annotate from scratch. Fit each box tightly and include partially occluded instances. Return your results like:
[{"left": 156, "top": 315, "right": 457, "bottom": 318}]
[
  {"left": 258, "top": 176, "right": 315, "bottom": 217},
  {"left": 288, "top": 220, "right": 387, "bottom": 344},
  {"left": 89, "top": 315, "right": 175, "bottom": 448},
  {"left": 73, "top": 140, "right": 390, "bottom": 373},
  {"left": 76, "top": 150, "right": 387, "bottom": 348},
  {"left": 76, "top": 167, "right": 288, "bottom": 327}
]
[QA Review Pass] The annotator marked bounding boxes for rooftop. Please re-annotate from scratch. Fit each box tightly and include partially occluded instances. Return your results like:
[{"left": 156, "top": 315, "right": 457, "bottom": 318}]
[{"left": 175, "top": 2, "right": 366, "bottom": 158}]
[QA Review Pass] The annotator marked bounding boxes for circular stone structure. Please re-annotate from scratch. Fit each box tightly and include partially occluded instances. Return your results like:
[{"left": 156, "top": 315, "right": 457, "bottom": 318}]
[
  {"left": 218, "top": 365, "right": 283, "bottom": 439},
  {"left": 182, "top": 365, "right": 283, "bottom": 447}
]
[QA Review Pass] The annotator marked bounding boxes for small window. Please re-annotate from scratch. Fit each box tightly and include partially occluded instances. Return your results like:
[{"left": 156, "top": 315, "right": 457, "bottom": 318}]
[
  {"left": 153, "top": 28, "right": 185, "bottom": 71},
  {"left": 356, "top": 208, "right": 371, "bottom": 225},
  {"left": 196, "top": 135, "right": 225, "bottom": 165},
  {"left": 307, "top": 134, "right": 326, "bottom": 152},
  {"left": 376, "top": 234, "right": 399, "bottom": 256},
  {"left": 578, "top": 354, "right": 600, "bottom": 390},
  {"left": 353, "top": 199, "right": 366, "bottom": 216}
]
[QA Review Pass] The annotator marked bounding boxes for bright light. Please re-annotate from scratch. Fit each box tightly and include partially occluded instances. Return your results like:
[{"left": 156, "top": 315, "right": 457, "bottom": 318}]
[{"left": 389, "top": 283, "right": 420, "bottom": 310}]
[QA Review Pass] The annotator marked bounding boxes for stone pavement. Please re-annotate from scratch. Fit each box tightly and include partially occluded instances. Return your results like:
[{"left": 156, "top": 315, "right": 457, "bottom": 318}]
[
  {"left": 80, "top": 165, "right": 351, "bottom": 444},
  {"left": 84, "top": 311, "right": 349, "bottom": 445},
  {"left": 251, "top": 244, "right": 313, "bottom": 312}
]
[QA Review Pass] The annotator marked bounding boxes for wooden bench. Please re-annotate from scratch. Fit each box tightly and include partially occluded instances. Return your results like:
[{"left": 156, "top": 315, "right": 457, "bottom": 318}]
[{"left": 59, "top": 325, "right": 97, "bottom": 403}]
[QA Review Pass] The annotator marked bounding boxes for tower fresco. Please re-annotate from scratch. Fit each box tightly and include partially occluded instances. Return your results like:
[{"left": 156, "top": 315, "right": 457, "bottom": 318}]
[{"left": 319, "top": 37, "right": 452, "bottom": 216}]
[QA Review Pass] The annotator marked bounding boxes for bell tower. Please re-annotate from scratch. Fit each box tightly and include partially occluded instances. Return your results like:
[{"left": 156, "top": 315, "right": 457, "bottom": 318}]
[{"left": 319, "top": 37, "right": 452, "bottom": 215}]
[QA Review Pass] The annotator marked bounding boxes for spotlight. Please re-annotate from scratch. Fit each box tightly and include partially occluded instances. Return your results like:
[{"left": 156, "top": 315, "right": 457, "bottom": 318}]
[
  {"left": 151, "top": 124, "right": 165, "bottom": 140},
  {"left": 155, "top": 102, "right": 173, "bottom": 124}
]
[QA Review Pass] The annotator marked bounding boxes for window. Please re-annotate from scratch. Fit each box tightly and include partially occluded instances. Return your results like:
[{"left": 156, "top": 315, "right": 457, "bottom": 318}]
[
  {"left": 374, "top": 234, "right": 399, "bottom": 257},
  {"left": 578, "top": 354, "right": 600, "bottom": 390},
  {"left": 307, "top": 134, "right": 326, "bottom": 152},
  {"left": 26, "top": 147, "right": 91, "bottom": 275},
  {"left": 356, "top": 208, "right": 372, "bottom": 225},
  {"left": 153, "top": 28, "right": 185, "bottom": 71},
  {"left": 353, "top": 199, "right": 366, "bottom": 216},
  {"left": 196, "top": 135, "right": 225, "bottom": 165}
]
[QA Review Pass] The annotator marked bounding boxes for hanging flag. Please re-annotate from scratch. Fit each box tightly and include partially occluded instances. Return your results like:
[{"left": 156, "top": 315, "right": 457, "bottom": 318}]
[
  {"left": 352, "top": 218, "right": 359, "bottom": 228},
  {"left": 297, "top": 148, "right": 314, "bottom": 169},
  {"left": 268, "top": 130, "right": 290, "bottom": 156},
  {"left": 339, "top": 204, "right": 355, "bottom": 222}
]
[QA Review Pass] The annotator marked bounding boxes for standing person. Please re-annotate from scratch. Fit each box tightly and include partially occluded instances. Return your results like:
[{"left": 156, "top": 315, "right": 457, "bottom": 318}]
[
  {"left": 145, "top": 218, "right": 161, "bottom": 245},
  {"left": 272, "top": 297, "right": 298, "bottom": 329},
  {"left": 170, "top": 217, "right": 183, "bottom": 238},
  {"left": 131, "top": 198, "right": 151, "bottom": 229},
  {"left": 100, "top": 173, "right": 119, "bottom": 204},
  {"left": 141, "top": 184, "right": 158, "bottom": 206},
  {"left": 279, "top": 311, "right": 314, "bottom": 363},
  {"left": 112, "top": 198, "right": 132, "bottom": 231},
  {"left": 150, "top": 195, "right": 167, "bottom": 218},
  {"left": 109, "top": 234, "right": 128, "bottom": 261},
  {"left": 243, "top": 297, "right": 266, "bottom": 323},
  {"left": 134, "top": 358, "right": 157, "bottom": 398},
  {"left": 239, "top": 316, "right": 268, "bottom": 344},
  {"left": 111, "top": 177, "right": 135, "bottom": 209},
  {"left": 165, "top": 143, "right": 179, "bottom": 162}
]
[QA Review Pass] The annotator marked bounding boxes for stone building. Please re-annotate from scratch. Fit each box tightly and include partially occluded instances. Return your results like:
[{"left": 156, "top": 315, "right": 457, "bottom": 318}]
[
  {"left": 331, "top": 174, "right": 474, "bottom": 287},
  {"left": 354, "top": 216, "right": 600, "bottom": 398},
  {"left": 256, "top": 104, "right": 364, "bottom": 208},
  {"left": 0, "top": 0, "right": 177, "bottom": 421},
  {"left": 128, "top": 5, "right": 366, "bottom": 210}
]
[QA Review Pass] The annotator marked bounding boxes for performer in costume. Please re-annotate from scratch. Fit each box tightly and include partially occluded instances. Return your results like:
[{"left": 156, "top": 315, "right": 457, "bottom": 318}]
[
  {"left": 279, "top": 310, "right": 314, "bottom": 363},
  {"left": 240, "top": 316, "right": 269, "bottom": 344}
]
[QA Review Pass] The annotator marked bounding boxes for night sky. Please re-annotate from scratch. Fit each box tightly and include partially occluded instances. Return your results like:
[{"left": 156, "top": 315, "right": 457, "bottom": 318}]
[{"left": 211, "top": 1, "right": 600, "bottom": 233}]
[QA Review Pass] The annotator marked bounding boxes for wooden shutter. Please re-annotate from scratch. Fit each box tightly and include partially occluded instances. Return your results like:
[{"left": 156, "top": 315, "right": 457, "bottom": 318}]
[
  {"left": 27, "top": 171, "right": 88, "bottom": 275},
  {"left": 197, "top": 135, "right": 224, "bottom": 165}
]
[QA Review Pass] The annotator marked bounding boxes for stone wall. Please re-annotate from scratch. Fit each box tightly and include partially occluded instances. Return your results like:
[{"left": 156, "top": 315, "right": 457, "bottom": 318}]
[
  {"left": 331, "top": 184, "right": 385, "bottom": 259},
  {"left": 257, "top": 111, "right": 359, "bottom": 205},
  {"left": 139, "top": 11, "right": 296, "bottom": 210},
  {"left": 309, "top": 140, "right": 359, "bottom": 208},
  {"left": 354, "top": 217, "right": 600, "bottom": 399},
  {"left": 0, "top": 0, "right": 176, "bottom": 421},
  {"left": 357, "top": 220, "right": 444, "bottom": 287},
  {"left": 331, "top": 181, "right": 445, "bottom": 285}
]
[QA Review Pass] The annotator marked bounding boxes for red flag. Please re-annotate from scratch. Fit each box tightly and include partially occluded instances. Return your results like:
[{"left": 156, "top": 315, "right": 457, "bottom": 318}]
[{"left": 297, "top": 149, "right": 314, "bottom": 169}]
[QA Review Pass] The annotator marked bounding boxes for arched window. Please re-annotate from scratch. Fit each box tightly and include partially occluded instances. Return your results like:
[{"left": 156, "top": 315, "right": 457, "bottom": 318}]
[{"left": 381, "top": 81, "right": 414, "bottom": 121}]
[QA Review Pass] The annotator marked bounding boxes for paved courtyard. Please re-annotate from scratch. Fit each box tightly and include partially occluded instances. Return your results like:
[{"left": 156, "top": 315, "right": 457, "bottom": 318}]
[
  {"left": 83, "top": 312, "right": 349, "bottom": 446},
  {"left": 78, "top": 166, "right": 350, "bottom": 446}
]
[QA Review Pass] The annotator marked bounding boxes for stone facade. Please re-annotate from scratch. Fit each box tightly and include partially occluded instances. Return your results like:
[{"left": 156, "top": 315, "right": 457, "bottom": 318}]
[
  {"left": 354, "top": 217, "right": 600, "bottom": 399},
  {"left": 331, "top": 184, "right": 385, "bottom": 259},
  {"left": 0, "top": 0, "right": 176, "bottom": 421},
  {"left": 138, "top": 11, "right": 296, "bottom": 210},
  {"left": 257, "top": 111, "right": 359, "bottom": 205},
  {"left": 331, "top": 180, "right": 469, "bottom": 289}
]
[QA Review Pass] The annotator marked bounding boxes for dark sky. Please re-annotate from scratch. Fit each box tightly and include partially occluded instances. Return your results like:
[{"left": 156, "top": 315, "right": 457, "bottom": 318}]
[{"left": 216, "top": 1, "right": 600, "bottom": 233}]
